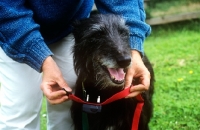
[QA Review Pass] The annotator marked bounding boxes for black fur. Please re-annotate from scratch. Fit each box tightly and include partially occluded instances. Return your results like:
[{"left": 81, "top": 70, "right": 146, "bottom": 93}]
[{"left": 71, "top": 14, "right": 154, "bottom": 130}]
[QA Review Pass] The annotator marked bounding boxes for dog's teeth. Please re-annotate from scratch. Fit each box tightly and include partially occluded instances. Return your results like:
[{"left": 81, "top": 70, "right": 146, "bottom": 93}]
[
  {"left": 116, "top": 79, "right": 124, "bottom": 84},
  {"left": 110, "top": 75, "right": 125, "bottom": 84},
  {"left": 117, "top": 80, "right": 121, "bottom": 83},
  {"left": 111, "top": 76, "right": 115, "bottom": 79}
]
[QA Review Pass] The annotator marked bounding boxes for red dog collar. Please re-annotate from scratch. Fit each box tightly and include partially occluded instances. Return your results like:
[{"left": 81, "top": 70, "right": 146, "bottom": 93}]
[{"left": 63, "top": 87, "right": 144, "bottom": 130}]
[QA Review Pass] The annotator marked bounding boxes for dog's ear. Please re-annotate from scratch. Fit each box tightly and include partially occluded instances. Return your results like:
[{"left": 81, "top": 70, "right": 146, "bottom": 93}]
[
  {"left": 72, "top": 18, "right": 90, "bottom": 29},
  {"left": 71, "top": 20, "right": 81, "bottom": 34},
  {"left": 72, "top": 20, "right": 83, "bottom": 42},
  {"left": 72, "top": 19, "right": 89, "bottom": 40},
  {"left": 72, "top": 20, "right": 81, "bottom": 28}
]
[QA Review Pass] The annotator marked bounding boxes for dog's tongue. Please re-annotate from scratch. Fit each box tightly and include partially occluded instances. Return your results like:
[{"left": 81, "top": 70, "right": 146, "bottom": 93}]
[{"left": 107, "top": 68, "right": 125, "bottom": 81}]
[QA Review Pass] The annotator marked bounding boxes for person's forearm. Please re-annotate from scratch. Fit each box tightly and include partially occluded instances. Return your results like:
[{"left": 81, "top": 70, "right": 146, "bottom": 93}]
[{"left": 0, "top": 1, "right": 53, "bottom": 72}]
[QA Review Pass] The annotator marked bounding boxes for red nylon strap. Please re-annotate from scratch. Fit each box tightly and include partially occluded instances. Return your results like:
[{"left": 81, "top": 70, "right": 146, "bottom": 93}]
[
  {"left": 132, "top": 94, "right": 144, "bottom": 130},
  {"left": 69, "top": 87, "right": 130, "bottom": 106},
  {"left": 68, "top": 87, "right": 144, "bottom": 130}
]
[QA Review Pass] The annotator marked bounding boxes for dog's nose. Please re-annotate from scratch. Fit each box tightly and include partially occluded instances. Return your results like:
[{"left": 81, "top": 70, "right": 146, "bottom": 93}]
[{"left": 117, "top": 56, "right": 131, "bottom": 68}]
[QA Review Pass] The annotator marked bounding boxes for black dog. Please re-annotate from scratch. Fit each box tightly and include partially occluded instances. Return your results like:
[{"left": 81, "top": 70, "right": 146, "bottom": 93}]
[{"left": 71, "top": 14, "right": 154, "bottom": 130}]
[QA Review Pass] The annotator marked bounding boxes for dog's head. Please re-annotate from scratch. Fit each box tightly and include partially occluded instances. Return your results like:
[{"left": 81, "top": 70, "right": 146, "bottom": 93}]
[{"left": 72, "top": 14, "right": 132, "bottom": 89}]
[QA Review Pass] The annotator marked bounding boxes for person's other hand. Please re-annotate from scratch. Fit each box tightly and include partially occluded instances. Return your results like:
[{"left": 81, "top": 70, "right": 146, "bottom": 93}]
[
  {"left": 40, "top": 56, "right": 71, "bottom": 104},
  {"left": 125, "top": 50, "right": 150, "bottom": 98}
]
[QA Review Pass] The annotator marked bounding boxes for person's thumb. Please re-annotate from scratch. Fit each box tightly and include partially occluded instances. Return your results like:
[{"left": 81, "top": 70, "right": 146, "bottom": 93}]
[
  {"left": 57, "top": 77, "right": 72, "bottom": 92},
  {"left": 124, "top": 70, "right": 135, "bottom": 88}
]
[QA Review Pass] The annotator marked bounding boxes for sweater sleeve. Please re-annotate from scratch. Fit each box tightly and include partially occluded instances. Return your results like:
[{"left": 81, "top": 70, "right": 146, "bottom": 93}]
[
  {"left": 95, "top": 0, "right": 151, "bottom": 54},
  {"left": 0, "top": 1, "right": 53, "bottom": 72}
]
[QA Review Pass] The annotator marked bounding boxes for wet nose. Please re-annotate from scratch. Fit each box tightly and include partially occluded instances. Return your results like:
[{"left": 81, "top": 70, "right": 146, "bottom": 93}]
[{"left": 117, "top": 55, "right": 131, "bottom": 68}]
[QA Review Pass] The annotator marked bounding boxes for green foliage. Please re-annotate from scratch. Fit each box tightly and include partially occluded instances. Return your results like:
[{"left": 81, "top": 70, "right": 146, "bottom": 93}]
[
  {"left": 145, "top": 0, "right": 200, "bottom": 18},
  {"left": 144, "top": 20, "right": 200, "bottom": 129},
  {"left": 148, "top": 0, "right": 190, "bottom": 8},
  {"left": 148, "top": 0, "right": 166, "bottom": 8}
]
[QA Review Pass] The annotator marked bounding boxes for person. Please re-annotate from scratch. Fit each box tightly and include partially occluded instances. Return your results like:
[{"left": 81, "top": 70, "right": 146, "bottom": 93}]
[{"left": 0, "top": 0, "right": 151, "bottom": 130}]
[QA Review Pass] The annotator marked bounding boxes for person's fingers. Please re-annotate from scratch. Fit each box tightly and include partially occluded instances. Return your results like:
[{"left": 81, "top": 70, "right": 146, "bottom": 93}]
[
  {"left": 130, "top": 84, "right": 147, "bottom": 93},
  {"left": 131, "top": 76, "right": 150, "bottom": 91},
  {"left": 41, "top": 82, "right": 70, "bottom": 104},
  {"left": 42, "top": 78, "right": 71, "bottom": 104},
  {"left": 43, "top": 88, "right": 70, "bottom": 104},
  {"left": 46, "top": 90, "right": 67, "bottom": 100},
  {"left": 125, "top": 73, "right": 150, "bottom": 98},
  {"left": 125, "top": 90, "right": 142, "bottom": 98},
  {"left": 124, "top": 71, "right": 134, "bottom": 88},
  {"left": 142, "top": 75, "right": 150, "bottom": 90},
  {"left": 126, "top": 84, "right": 148, "bottom": 98},
  {"left": 57, "top": 78, "right": 72, "bottom": 92},
  {"left": 47, "top": 95, "right": 69, "bottom": 105}
]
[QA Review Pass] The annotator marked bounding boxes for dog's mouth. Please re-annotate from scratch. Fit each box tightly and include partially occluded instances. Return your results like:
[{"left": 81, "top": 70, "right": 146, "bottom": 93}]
[{"left": 107, "top": 67, "right": 125, "bottom": 84}]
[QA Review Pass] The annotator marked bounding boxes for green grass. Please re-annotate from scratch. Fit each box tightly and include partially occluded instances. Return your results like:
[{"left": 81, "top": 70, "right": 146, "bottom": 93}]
[
  {"left": 41, "top": 97, "right": 47, "bottom": 130},
  {"left": 144, "top": 19, "right": 200, "bottom": 129}
]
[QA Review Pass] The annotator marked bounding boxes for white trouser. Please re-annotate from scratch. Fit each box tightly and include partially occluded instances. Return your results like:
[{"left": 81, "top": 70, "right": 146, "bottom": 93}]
[{"left": 0, "top": 34, "right": 77, "bottom": 130}]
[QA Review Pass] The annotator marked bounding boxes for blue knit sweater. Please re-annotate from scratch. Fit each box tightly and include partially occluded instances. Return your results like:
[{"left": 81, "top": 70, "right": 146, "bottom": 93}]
[{"left": 0, "top": 0, "right": 151, "bottom": 72}]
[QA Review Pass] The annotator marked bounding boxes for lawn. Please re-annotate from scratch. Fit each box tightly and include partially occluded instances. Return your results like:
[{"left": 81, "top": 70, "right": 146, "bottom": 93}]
[
  {"left": 40, "top": 19, "right": 200, "bottom": 129},
  {"left": 41, "top": 97, "right": 47, "bottom": 130},
  {"left": 145, "top": 19, "right": 200, "bottom": 129}
]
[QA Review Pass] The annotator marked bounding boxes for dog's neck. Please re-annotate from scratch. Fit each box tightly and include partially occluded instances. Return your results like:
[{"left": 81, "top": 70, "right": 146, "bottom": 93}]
[{"left": 81, "top": 79, "right": 123, "bottom": 103}]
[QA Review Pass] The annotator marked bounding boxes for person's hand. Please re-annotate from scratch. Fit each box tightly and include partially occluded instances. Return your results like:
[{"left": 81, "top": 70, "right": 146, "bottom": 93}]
[
  {"left": 125, "top": 50, "right": 150, "bottom": 98},
  {"left": 40, "top": 56, "right": 71, "bottom": 104}
]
